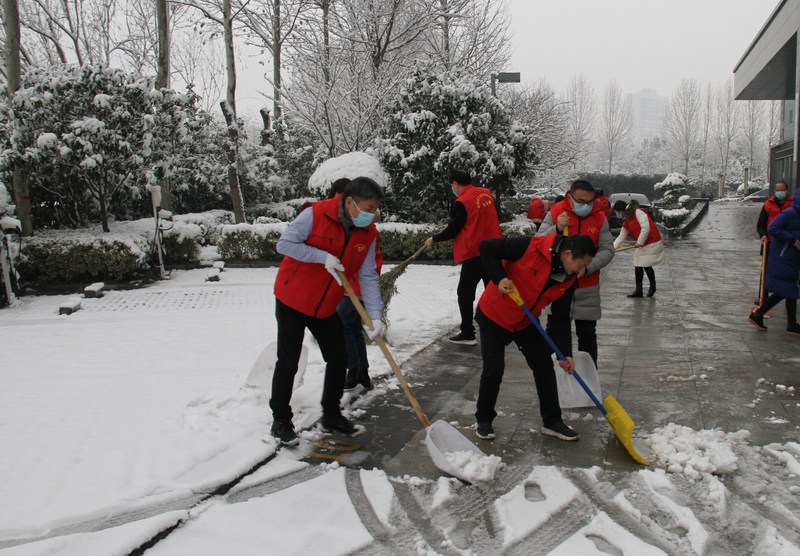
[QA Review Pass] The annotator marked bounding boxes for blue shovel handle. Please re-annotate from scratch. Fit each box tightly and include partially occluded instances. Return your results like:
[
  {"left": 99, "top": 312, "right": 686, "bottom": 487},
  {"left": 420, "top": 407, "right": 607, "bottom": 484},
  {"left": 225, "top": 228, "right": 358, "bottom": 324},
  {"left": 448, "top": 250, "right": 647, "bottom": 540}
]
[{"left": 508, "top": 290, "right": 607, "bottom": 416}]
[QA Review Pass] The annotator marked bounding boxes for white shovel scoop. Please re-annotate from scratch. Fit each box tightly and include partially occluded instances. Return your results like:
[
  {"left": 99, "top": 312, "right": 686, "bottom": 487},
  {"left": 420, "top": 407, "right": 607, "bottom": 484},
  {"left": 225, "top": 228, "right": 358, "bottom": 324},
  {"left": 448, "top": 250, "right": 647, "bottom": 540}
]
[{"left": 337, "top": 270, "right": 488, "bottom": 483}]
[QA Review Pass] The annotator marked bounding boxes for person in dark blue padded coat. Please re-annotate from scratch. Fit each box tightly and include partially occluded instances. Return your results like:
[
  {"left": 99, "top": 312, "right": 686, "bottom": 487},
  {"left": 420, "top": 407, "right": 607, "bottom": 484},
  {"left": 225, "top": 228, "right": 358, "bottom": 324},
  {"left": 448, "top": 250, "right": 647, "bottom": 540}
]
[{"left": 749, "top": 187, "right": 800, "bottom": 336}]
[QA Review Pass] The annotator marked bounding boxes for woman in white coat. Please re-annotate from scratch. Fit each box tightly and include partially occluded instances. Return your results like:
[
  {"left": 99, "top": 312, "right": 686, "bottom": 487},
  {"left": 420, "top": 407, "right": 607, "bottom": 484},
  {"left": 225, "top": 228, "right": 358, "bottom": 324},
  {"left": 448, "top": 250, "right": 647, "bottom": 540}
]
[{"left": 612, "top": 200, "right": 665, "bottom": 297}]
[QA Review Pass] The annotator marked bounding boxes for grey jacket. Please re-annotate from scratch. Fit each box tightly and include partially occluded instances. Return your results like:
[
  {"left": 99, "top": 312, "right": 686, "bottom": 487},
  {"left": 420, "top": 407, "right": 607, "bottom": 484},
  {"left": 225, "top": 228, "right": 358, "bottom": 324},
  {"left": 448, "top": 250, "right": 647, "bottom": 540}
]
[{"left": 536, "top": 213, "right": 615, "bottom": 321}]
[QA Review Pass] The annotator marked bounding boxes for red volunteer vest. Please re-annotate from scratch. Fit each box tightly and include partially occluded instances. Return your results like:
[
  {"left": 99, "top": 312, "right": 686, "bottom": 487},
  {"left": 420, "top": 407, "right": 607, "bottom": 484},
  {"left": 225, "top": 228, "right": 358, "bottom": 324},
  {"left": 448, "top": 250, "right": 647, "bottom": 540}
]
[
  {"left": 548, "top": 195, "right": 604, "bottom": 288},
  {"left": 527, "top": 197, "right": 546, "bottom": 222},
  {"left": 596, "top": 196, "right": 611, "bottom": 220},
  {"left": 622, "top": 210, "right": 661, "bottom": 246},
  {"left": 453, "top": 185, "right": 502, "bottom": 262},
  {"left": 351, "top": 237, "right": 382, "bottom": 297},
  {"left": 274, "top": 195, "right": 378, "bottom": 318},
  {"left": 764, "top": 196, "right": 793, "bottom": 241},
  {"left": 478, "top": 235, "right": 576, "bottom": 332}
]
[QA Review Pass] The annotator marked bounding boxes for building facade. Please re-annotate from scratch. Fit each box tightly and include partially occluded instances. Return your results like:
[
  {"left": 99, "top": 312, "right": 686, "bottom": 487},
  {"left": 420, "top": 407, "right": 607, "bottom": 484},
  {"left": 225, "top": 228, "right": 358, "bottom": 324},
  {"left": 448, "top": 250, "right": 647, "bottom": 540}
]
[
  {"left": 734, "top": 0, "right": 800, "bottom": 192},
  {"left": 626, "top": 89, "right": 668, "bottom": 145}
]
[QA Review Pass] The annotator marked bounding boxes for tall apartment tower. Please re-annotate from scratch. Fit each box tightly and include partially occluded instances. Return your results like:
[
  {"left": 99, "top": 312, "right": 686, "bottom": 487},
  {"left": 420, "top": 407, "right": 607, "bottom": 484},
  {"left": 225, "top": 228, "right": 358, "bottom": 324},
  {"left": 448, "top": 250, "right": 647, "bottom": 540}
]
[{"left": 626, "top": 88, "right": 668, "bottom": 145}]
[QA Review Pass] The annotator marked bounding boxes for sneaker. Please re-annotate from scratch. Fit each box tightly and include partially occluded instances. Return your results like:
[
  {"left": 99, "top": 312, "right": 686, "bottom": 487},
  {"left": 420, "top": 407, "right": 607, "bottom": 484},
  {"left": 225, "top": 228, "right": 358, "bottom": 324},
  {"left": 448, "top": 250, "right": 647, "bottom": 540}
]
[
  {"left": 627, "top": 289, "right": 643, "bottom": 298},
  {"left": 541, "top": 422, "right": 580, "bottom": 441},
  {"left": 321, "top": 413, "right": 359, "bottom": 435},
  {"left": 476, "top": 421, "right": 495, "bottom": 440},
  {"left": 271, "top": 419, "right": 299, "bottom": 446},
  {"left": 787, "top": 324, "right": 800, "bottom": 336},
  {"left": 358, "top": 368, "right": 374, "bottom": 391},
  {"left": 344, "top": 368, "right": 359, "bottom": 390},
  {"left": 449, "top": 332, "right": 477, "bottom": 345},
  {"left": 748, "top": 312, "right": 767, "bottom": 331}
]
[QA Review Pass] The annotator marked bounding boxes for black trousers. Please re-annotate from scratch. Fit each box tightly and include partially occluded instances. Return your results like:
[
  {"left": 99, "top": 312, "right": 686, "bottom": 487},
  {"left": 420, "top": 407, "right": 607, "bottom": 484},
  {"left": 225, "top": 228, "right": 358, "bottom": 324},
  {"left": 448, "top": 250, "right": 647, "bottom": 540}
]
[
  {"left": 457, "top": 255, "right": 491, "bottom": 335},
  {"left": 755, "top": 294, "right": 798, "bottom": 325},
  {"left": 545, "top": 285, "right": 598, "bottom": 364},
  {"left": 475, "top": 318, "right": 562, "bottom": 427},
  {"left": 270, "top": 299, "right": 349, "bottom": 421}
]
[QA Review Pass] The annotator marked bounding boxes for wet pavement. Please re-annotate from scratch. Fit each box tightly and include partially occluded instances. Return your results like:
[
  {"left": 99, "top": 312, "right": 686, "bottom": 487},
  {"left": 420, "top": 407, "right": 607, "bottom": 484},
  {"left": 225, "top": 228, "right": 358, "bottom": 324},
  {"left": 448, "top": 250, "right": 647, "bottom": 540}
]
[{"left": 339, "top": 201, "right": 799, "bottom": 477}]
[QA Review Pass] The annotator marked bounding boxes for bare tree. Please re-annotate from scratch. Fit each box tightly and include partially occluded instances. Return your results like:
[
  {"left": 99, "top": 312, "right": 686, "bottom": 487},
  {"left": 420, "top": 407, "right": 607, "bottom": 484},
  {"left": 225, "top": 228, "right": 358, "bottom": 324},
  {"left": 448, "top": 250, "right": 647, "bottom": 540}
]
[
  {"left": 505, "top": 79, "right": 573, "bottom": 173},
  {"left": 425, "top": 0, "right": 511, "bottom": 75},
  {"left": 564, "top": 73, "right": 595, "bottom": 171},
  {"left": 597, "top": 80, "right": 633, "bottom": 174},
  {"left": 172, "top": 31, "right": 225, "bottom": 112},
  {"left": 155, "top": 0, "right": 170, "bottom": 89},
  {"left": 714, "top": 78, "right": 739, "bottom": 185},
  {"left": 664, "top": 77, "right": 701, "bottom": 175},
  {"left": 4, "top": 0, "right": 31, "bottom": 235},
  {"left": 698, "top": 82, "right": 714, "bottom": 187},
  {"left": 739, "top": 100, "right": 765, "bottom": 176}
]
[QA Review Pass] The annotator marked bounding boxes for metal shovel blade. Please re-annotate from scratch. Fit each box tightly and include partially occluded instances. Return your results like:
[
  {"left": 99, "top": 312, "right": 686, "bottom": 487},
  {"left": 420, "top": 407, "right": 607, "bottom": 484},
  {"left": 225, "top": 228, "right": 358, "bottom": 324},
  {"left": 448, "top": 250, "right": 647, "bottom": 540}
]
[
  {"left": 603, "top": 395, "right": 650, "bottom": 465},
  {"left": 424, "top": 420, "right": 486, "bottom": 483}
]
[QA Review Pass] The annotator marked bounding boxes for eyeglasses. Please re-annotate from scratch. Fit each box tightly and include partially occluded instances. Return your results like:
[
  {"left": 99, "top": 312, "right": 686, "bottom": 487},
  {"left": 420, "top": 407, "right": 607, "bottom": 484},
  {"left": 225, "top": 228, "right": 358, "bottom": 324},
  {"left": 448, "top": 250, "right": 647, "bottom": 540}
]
[{"left": 573, "top": 199, "right": 595, "bottom": 206}]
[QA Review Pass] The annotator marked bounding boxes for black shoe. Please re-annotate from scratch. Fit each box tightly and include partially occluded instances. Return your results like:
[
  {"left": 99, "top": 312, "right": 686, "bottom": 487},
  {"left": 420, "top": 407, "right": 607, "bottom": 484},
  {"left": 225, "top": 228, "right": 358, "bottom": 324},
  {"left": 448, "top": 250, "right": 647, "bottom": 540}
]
[
  {"left": 787, "top": 324, "right": 800, "bottom": 336},
  {"left": 344, "top": 368, "right": 359, "bottom": 390},
  {"left": 646, "top": 286, "right": 656, "bottom": 297},
  {"left": 358, "top": 368, "right": 373, "bottom": 391},
  {"left": 627, "top": 289, "right": 643, "bottom": 298},
  {"left": 271, "top": 419, "right": 299, "bottom": 446},
  {"left": 449, "top": 332, "right": 477, "bottom": 345},
  {"left": 541, "top": 422, "right": 580, "bottom": 441},
  {"left": 476, "top": 421, "right": 495, "bottom": 439},
  {"left": 321, "top": 413, "right": 359, "bottom": 435},
  {"left": 748, "top": 312, "right": 767, "bottom": 331}
]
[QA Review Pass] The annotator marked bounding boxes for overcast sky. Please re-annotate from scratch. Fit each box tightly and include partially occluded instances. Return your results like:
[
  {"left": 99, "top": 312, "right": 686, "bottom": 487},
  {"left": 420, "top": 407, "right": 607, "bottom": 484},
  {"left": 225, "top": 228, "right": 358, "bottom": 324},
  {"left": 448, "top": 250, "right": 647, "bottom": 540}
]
[{"left": 505, "top": 0, "right": 778, "bottom": 100}]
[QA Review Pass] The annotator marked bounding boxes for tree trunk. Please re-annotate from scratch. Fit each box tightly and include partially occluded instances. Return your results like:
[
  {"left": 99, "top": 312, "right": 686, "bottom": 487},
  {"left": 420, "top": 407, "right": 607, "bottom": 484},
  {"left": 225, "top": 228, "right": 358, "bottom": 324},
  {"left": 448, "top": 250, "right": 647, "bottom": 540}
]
[
  {"left": 260, "top": 108, "right": 272, "bottom": 146},
  {"left": 272, "top": 0, "right": 282, "bottom": 121},
  {"left": 321, "top": 0, "right": 330, "bottom": 84},
  {"left": 4, "top": 0, "right": 32, "bottom": 236},
  {"left": 99, "top": 169, "right": 110, "bottom": 233},
  {"left": 221, "top": 101, "right": 245, "bottom": 223},
  {"left": 156, "top": 0, "right": 173, "bottom": 211},
  {"left": 223, "top": 0, "right": 237, "bottom": 115}
]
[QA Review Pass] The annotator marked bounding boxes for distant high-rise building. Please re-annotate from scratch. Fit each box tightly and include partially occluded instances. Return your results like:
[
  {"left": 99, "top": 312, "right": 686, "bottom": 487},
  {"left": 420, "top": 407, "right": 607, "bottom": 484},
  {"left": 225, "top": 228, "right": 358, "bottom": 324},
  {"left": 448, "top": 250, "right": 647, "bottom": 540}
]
[{"left": 626, "top": 89, "right": 668, "bottom": 145}]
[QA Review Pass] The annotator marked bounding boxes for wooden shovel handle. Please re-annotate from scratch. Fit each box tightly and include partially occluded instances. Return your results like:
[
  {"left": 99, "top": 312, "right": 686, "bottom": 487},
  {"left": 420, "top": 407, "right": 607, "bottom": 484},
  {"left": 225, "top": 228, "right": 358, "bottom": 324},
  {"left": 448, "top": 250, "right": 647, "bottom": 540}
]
[
  {"left": 336, "top": 270, "right": 430, "bottom": 428},
  {"left": 615, "top": 245, "right": 637, "bottom": 252}
]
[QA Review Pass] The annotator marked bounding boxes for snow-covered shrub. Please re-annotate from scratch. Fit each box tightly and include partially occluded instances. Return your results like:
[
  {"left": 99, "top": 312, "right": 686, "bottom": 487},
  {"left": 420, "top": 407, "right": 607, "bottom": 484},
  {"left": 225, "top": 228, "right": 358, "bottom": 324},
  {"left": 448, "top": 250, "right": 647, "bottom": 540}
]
[
  {"left": 371, "top": 64, "right": 537, "bottom": 222},
  {"left": 654, "top": 173, "right": 693, "bottom": 227},
  {"left": 215, "top": 223, "right": 288, "bottom": 260},
  {"left": 18, "top": 239, "right": 145, "bottom": 284}
]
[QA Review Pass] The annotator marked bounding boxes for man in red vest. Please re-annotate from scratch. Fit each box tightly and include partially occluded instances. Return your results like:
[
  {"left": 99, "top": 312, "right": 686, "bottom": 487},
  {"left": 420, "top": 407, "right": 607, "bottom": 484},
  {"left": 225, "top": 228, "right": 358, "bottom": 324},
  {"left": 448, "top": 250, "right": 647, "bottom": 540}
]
[
  {"left": 271, "top": 178, "right": 384, "bottom": 446},
  {"left": 536, "top": 180, "right": 614, "bottom": 367},
  {"left": 594, "top": 187, "right": 611, "bottom": 220},
  {"left": 425, "top": 169, "right": 502, "bottom": 345},
  {"left": 756, "top": 181, "right": 793, "bottom": 301},
  {"left": 474, "top": 234, "right": 597, "bottom": 441}
]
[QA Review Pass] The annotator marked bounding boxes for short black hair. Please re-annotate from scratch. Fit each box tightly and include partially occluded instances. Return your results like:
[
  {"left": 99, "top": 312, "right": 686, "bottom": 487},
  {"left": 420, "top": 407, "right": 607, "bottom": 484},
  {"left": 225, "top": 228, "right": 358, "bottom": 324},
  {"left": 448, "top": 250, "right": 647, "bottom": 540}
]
[
  {"left": 570, "top": 180, "right": 595, "bottom": 197},
  {"left": 776, "top": 181, "right": 788, "bottom": 189},
  {"left": 450, "top": 169, "right": 471, "bottom": 186},
  {"left": 327, "top": 178, "right": 351, "bottom": 199},
  {"left": 561, "top": 234, "right": 597, "bottom": 259},
  {"left": 613, "top": 200, "right": 627, "bottom": 212},
  {"left": 342, "top": 176, "right": 384, "bottom": 204},
  {"left": 594, "top": 187, "right": 605, "bottom": 197},
  {"left": 554, "top": 195, "right": 565, "bottom": 203}
]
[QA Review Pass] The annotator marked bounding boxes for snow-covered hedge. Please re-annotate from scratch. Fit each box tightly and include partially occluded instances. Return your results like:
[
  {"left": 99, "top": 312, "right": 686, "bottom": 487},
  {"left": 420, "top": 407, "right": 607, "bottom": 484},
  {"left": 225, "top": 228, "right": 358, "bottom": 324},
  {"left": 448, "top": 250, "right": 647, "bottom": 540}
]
[{"left": 654, "top": 173, "right": 694, "bottom": 228}]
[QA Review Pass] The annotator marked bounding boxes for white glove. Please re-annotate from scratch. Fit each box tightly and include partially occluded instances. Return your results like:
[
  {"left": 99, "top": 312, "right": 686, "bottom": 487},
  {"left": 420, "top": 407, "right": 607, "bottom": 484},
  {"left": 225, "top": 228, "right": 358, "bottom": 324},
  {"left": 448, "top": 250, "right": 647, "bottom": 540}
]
[
  {"left": 363, "top": 320, "right": 382, "bottom": 340},
  {"left": 324, "top": 253, "right": 344, "bottom": 285}
]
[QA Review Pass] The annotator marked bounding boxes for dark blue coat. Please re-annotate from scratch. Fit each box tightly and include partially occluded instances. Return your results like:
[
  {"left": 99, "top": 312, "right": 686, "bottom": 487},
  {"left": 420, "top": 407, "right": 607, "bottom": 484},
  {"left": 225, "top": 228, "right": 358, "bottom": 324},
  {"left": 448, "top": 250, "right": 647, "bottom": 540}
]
[{"left": 766, "top": 188, "right": 800, "bottom": 300}]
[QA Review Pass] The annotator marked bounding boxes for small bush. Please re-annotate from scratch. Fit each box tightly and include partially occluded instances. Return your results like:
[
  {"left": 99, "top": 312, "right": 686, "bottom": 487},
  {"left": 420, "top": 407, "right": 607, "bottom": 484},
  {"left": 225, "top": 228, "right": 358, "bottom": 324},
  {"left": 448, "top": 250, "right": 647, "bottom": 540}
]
[
  {"left": 19, "top": 239, "right": 145, "bottom": 284},
  {"left": 163, "top": 235, "right": 200, "bottom": 263},
  {"left": 216, "top": 227, "right": 284, "bottom": 260}
]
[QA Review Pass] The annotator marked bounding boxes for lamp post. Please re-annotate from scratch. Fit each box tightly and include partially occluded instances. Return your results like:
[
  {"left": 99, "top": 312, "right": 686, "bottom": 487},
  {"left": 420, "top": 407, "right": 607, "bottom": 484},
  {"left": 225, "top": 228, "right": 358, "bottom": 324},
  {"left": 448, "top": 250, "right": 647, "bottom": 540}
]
[{"left": 491, "top": 72, "right": 520, "bottom": 96}]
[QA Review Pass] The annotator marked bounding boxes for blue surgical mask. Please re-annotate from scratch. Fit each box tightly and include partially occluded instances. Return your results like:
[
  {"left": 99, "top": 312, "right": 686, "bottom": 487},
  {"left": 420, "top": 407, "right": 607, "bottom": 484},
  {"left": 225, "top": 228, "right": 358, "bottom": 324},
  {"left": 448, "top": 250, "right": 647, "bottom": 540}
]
[
  {"left": 775, "top": 190, "right": 787, "bottom": 201},
  {"left": 349, "top": 203, "right": 375, "bottom": 227},
  {"left": 573, "top": 204, "right": 592, "bottom": 218}
]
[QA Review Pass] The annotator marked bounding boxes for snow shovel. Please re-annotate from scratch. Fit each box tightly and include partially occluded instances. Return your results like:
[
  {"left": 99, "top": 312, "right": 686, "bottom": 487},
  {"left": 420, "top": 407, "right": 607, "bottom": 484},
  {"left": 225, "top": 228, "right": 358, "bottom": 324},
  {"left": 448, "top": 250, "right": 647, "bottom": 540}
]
[
  {"left": 337, "top": 269, "right": 487, "bottom": 482},
  {"left": 245, "top": 342, "right": 308, "bottom": 391},
  {"left": 614, "top": 244, "right": 637, "bottom": 252},
  {"left": 507, "top": 288, "right": 649, "bottom": 465}
]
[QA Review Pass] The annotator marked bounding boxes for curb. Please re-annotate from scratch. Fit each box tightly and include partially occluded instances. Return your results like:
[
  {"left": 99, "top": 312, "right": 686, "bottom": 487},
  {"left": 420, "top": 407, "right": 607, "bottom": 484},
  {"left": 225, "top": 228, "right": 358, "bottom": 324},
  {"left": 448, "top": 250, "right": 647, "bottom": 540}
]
[{"left": 658, "top": 200, "right": 710, "bottom": 238}]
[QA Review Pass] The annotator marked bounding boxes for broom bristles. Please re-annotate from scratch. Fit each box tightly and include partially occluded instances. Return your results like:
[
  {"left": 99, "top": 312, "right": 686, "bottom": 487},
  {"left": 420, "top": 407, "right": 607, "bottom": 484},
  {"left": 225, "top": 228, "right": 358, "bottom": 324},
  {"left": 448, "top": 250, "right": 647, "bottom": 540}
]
[{"left": 379, "top": 245, "right": 426, "bottom": 326}]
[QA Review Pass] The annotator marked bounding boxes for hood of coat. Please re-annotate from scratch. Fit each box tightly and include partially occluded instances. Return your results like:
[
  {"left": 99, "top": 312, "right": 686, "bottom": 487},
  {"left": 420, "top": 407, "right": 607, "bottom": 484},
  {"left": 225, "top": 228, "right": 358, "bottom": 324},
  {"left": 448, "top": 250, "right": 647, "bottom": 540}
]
[{"left": 793, "top": 188, "right": 800, "bottom": 212}]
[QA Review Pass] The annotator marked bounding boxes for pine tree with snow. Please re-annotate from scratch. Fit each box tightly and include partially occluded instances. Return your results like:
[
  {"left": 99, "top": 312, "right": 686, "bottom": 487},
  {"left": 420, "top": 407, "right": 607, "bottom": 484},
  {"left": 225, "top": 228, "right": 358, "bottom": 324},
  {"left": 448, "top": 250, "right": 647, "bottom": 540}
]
[{"left": 371, "top": 65, "right": 537, "bottom": 222}]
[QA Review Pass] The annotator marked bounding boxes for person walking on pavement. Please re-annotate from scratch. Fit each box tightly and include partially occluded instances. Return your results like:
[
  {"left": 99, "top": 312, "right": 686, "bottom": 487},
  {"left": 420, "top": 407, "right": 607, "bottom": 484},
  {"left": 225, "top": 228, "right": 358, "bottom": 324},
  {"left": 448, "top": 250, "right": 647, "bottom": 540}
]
[
  {"left": 755, "top": 181, "right": 793, "bottom": 303},
  {"left": 425, "top": 169, "right": 502, "bottom": 346},
  {"left": 270, "top": 177, "right": 384, "bottom": 445},
  {"left": 473, "top": 233, "right": 597, "bottom": 441},
  {"left": 612, "top": 200, "right": 664, "bottom": 298},
  {"left": 748, "top": 187, "right": 800, "bottom": 336},
  {"left": 536, "top": 180, "right": 614, "bottom": 367},
  {"left": 526, "top": 193, "right": 550, "bottom": 230}
]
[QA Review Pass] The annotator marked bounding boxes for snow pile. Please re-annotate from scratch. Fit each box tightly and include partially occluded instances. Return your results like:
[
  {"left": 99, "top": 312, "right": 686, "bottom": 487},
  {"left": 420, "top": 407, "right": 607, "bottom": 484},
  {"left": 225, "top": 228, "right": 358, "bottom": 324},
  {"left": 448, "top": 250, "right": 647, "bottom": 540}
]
[
  {"left": 660, "top": 207, "right": 689, "bottom": 218},
  {"left": 648, "top": 424, "right": 750, "bottom": 478},
  {"left": 444, "top": 450, "right": 504, "bottom": 482},
  {"left": 308, "top": 152, "right": 389, "bottom": 194}
]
